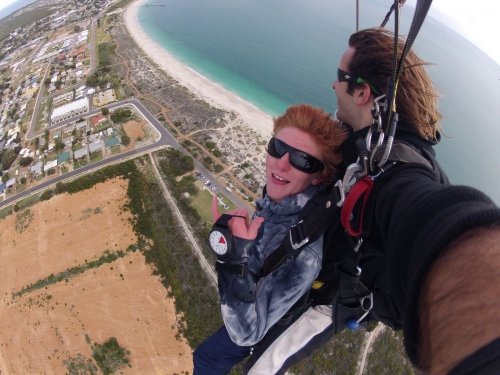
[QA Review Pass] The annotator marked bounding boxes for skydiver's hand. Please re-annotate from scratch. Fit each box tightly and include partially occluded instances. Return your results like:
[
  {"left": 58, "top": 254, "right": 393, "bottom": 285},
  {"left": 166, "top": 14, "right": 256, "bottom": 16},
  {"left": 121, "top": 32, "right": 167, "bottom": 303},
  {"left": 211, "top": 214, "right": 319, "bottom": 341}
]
[{"left": 212, "top": 197, "right": 264, "bottom": 240}]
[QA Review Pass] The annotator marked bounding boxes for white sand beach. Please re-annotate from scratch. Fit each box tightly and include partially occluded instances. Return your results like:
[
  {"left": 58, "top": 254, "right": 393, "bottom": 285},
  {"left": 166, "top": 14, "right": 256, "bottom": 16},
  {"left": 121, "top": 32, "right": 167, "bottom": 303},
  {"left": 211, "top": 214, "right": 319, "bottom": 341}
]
[{"left": 124, "top": 0, "right": 274, "bottom": 139}]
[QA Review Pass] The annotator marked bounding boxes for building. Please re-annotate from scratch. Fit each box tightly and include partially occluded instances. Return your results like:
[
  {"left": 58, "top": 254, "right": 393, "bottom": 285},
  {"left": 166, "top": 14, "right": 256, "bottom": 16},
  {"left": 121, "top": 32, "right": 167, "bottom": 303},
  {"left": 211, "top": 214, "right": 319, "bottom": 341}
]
[
  {"left": 53, "top": 91, "right": 73, "bottom": 106},
  {"left": 91, "top": 114, "right": 105, "bottom": 126},
  {"left": 89, "top": 142, "right": 102, "bottom": 153},
  {"left": 31, "top": 161, "right": 43, "bottom": 175},
  {"left": 6, "top": 177, "right": 16, "bottom": 188},
  {"left": 74, "top": 147, "right": 88, "bottom": 159},
  {"left": 44, "top": 160, "right": 57, "bottom": 171},
  {"left": 51, "top": 98, "right": 88, "bottom": 124}
]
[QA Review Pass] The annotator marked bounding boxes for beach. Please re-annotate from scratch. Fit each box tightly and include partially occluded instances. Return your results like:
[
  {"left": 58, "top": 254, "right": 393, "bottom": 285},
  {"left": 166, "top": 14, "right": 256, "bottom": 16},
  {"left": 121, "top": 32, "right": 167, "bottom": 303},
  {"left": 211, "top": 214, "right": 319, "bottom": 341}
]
[{"left": 124, "top": 0, "right": 274, "bottom": 139}]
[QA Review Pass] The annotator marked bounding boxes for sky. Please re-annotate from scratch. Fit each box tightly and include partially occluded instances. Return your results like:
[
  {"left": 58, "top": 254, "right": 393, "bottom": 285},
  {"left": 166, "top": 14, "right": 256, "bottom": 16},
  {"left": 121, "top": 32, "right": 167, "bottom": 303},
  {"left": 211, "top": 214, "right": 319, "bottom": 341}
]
[
  {"left": 0, "top": 0, "right": 499, "bottom": 64},
  {"left": 406, "top": 0, "right": 500, "bottom": 65}
]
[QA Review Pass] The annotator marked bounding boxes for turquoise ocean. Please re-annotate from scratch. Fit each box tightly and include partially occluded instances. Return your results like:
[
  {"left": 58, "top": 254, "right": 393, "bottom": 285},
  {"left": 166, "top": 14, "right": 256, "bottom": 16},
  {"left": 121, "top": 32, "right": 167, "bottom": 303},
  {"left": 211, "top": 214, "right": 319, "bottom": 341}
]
[{"left": 138, "top": 0, "right": 500, "bottom": 204}]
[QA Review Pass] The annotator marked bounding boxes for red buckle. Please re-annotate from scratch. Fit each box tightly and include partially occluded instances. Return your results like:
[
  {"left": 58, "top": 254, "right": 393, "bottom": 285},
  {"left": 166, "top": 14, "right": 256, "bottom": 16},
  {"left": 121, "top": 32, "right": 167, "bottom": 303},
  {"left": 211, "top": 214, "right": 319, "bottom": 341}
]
[{"left": 341, "top": 177, "right": 374, "bottom": 236}]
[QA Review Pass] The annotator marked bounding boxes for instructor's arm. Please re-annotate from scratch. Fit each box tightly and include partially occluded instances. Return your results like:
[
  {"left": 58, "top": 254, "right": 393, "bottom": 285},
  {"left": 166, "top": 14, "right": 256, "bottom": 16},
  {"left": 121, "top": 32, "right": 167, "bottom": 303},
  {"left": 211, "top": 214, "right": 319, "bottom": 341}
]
[{"left": 419, "top": 226, "right": 500, "bottom": 374}]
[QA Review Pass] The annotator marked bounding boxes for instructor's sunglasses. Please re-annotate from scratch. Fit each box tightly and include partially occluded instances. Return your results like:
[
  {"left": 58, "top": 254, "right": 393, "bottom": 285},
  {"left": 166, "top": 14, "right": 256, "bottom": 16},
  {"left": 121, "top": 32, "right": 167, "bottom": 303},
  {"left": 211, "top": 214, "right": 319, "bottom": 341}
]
[
  {"left": 337, "top": 68, "right": 379, "bottom": 95},
  {"left": 267, "top": 137, "right": 324, "bottom": 174}
]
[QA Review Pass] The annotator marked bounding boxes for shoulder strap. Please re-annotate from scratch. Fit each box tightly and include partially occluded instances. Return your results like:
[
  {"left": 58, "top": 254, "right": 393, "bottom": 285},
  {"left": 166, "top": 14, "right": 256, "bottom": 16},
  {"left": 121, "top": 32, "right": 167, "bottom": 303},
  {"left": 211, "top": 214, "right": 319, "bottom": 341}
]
[{"left": 256, "top": 185, "right": 342, "bottom": 280}]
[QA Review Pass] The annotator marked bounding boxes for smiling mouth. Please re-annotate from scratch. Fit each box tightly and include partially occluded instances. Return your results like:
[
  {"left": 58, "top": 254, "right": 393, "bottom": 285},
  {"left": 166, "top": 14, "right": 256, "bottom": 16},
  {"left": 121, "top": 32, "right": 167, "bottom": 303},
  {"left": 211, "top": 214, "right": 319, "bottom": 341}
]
[{"left": 272, "top": 173, "right": 290, "bottom": 183}]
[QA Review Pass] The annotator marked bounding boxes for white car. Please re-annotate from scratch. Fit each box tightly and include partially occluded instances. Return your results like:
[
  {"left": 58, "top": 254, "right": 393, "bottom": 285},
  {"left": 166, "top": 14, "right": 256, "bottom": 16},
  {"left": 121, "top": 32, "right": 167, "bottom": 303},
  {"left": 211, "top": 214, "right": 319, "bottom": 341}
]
[
  {"left": 211, "top": 186, "right": 216, "bottom": 191},
  {"left": 225, "top": 187, "right": 232, "bottom": 192}
]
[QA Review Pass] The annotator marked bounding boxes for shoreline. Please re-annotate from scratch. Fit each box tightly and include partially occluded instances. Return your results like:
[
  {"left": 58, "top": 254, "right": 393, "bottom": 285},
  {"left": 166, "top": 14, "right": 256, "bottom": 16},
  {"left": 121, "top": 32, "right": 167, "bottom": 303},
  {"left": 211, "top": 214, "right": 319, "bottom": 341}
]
[{"left": 124, "top": 0, "right": 274, "bottom": 139}]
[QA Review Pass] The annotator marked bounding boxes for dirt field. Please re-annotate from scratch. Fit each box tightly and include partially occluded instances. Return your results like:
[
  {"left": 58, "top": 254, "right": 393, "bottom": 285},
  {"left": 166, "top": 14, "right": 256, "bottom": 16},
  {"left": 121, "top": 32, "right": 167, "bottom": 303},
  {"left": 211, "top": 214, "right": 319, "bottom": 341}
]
[
  {"left": 0, "top": 178, "right": 193, "bottom": 374},
  {"left": 122, "top": 120, "right": 146, "bottom": 152}
]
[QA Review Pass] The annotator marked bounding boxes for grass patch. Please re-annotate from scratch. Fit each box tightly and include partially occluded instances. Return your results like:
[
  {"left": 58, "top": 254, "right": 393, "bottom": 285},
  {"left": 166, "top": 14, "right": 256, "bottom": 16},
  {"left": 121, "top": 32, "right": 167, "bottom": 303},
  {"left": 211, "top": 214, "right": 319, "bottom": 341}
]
[
  {"left": 366, "top": 329, "right": 415, "bottom": 375},
  {"left": 109, "top": 145, "right": 121, "bottom": 155},
  {"left": 74, "top": 159, "right": 88, "bottom": 169},
  {"left": 189, "top": 188, "right": 235, "bottom": 224},
  {"left": 90, "top": 150, "right": 103, "bottom": 163},
  {"left": 16, "top": 193, "right": 40, "bottom": 210},
  {"left": 96, "top": 28, "right": 111, "bottom": 44},
  {"left": 0, "top": 205, "right": 13, "bottom": 220}
]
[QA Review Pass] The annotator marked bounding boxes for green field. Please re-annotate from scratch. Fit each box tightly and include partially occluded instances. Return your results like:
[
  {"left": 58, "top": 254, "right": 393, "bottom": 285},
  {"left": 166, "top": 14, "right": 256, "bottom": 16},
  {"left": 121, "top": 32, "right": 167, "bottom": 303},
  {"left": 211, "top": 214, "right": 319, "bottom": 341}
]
[
  {"left": 189, "top": 188, "right": 237, "bottom": 225},
  {"left": 16, "top": 193, "right": 40, "bottom": 210},
  {"left": 0, "top": 205, "right": 13, "bottom": 220},
  {"left": 74, "top": 159, "right": 88, "bottom": 170},
  {"left": 90, "top": 150, "right": 103, "bottom": 163},
  {"left": 109, "top": 145, "right": 121, "bottom": 155}
]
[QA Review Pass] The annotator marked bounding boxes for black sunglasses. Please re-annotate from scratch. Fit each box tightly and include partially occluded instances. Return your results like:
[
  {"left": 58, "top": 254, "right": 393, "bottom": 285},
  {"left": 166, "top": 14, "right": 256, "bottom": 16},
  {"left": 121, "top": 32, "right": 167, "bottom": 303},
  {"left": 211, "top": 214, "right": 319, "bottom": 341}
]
[
  {"left": 267, "top": 137, "right": 324, "bottom": 174},
  {"left": 337, "top": 68, "right": 379, "bottom": 94}
]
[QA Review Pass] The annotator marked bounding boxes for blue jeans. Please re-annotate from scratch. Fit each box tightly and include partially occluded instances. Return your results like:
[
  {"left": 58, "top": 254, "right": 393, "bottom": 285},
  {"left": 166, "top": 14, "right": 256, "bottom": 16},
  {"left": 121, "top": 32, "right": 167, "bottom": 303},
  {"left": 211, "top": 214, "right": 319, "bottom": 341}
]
[{"left": 193, "top": 325, "right": 251, "bottom": 375}]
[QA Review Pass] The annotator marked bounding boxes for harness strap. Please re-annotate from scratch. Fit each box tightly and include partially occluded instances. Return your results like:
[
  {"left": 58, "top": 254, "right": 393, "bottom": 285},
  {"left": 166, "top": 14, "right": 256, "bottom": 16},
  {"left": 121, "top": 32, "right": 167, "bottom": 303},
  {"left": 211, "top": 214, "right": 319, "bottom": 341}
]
[{"left": 341, "top": 177, "right": 374, "bottom": 236}]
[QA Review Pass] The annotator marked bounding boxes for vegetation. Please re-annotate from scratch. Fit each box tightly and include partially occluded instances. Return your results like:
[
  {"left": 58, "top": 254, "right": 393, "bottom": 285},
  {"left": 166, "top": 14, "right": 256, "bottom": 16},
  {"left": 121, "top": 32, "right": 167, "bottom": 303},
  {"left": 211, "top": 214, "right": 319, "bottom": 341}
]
[
  {"left": 14, "top": 248, "right": 132, "bottom": 297},
  {"left": 0, "top": 205, "right": 13, "bottom": 220},
  {"left": 0, "top": 7, "right": 56, "bottom": 41},
  {"left": 1, "top": 149, "right": 17, "bottom": 170},
  {"left": 121, "top": 134, "right": 130, "bottom": 146},
  {"left": 39, "top": 189, "right": 53, "bottom": 201},
  {"left": 92, "top": 337, "right": 131, "bottom": 375},
  {"left": 366, "top": 329, "right": 414, "bottom": 375},
  {"left": 16, "top": 192, "right": 41, "bottom": 210},
  {"left": 15, "top": 208, "right": 34, "bottom": 234},
  {"left": 63, "top": 353, "right": 99, "bottom": 375},
  {"left": 110, "top": 108, "right": 132, "bottom": 124},
  {"left": 19, "top": 157, "right": 33, "bottom": 167}
]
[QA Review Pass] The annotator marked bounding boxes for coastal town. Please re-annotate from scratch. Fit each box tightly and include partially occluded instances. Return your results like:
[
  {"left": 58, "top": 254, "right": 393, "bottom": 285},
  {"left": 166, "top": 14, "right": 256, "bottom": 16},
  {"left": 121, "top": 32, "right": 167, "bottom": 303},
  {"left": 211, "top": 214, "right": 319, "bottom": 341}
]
[
  {"left": 0, "top": 0, "right": 270, "bottom": 207},
  {"left": 0, "top": 0, "right": 414, "bottom": 374}
]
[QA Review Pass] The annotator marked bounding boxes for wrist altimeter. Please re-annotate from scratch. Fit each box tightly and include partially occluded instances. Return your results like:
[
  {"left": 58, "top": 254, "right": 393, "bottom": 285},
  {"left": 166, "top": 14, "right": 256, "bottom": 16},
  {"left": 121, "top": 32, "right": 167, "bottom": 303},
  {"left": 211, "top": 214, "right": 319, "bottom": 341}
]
[{"left": 209, "top": 214, "right": 245, "bottom": 261}]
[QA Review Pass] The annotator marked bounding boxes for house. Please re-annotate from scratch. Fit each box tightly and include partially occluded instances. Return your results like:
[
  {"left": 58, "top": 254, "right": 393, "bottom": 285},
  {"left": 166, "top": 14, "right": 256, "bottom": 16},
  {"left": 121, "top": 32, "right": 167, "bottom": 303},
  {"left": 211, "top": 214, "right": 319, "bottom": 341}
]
[
  {"left": 76, "top": 120, "right": 87, "bottom": 131},
  {"left": 0, "top": 182, "right": 5, "bottom": 193},
  {"left": 6, "top": 177, "right": 16, "bottom": 188},
  {"left": 62, "top": 136, "right": 73, "bottom": 145},
  {"left": 31, "top": 161, "right": 43, "bottom": 175},
  {"left": 74, "top": 147, "right": 87, "bottom": 159},
  {"left": 89, "top": 142, "right": 102, "bottom": 153},
  {"left": 91, "top": 114, "right": 105, "bottom": 126},
  {"left": 44, "top": 159, "right": 57, "bottom": 171}
]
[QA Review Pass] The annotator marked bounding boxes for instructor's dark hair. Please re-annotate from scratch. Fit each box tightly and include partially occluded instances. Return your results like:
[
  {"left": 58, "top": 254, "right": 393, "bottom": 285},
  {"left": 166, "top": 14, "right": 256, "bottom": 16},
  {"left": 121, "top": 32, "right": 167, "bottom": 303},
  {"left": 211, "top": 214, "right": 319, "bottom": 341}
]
[{"left": 348, "top": 28, "right": 442, "bottom": 140}]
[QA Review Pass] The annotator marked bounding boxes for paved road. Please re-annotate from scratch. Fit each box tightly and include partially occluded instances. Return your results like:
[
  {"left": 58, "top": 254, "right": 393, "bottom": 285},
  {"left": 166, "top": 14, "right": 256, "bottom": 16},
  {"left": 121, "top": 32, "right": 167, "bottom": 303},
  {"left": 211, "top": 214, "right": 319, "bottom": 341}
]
[
  {"left": 90, "top": 18, "right": 96, "bottom": 73},
  {"left": 5, "top": 99, "right": 251, "bottom": 213}
]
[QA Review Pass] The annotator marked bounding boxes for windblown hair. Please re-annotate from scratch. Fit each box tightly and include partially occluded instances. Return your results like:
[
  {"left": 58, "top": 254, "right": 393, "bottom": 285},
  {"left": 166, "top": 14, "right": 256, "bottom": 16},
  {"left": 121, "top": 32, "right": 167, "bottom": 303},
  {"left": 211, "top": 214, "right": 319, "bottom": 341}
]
[
  {"left": 272, "top": 104, "right": 348, "bottom": 185},
  {"left": 348, "top": 28, "right": 442, "bottom": 140}
]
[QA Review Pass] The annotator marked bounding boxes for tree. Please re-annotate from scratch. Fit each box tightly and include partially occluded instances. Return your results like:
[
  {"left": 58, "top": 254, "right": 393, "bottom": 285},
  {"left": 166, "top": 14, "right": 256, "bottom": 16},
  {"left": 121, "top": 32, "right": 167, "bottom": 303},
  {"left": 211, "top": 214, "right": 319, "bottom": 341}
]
[
  {"left": 44, "top": 77, "right": 51, "bottom": 85},
  {"left": 1, "top": 171, "right": 9, "bottom": 182},
  {"left": 20, "top": 157, "right": 33, "bottom": 167},
  {"left": 40, "top": 190, "right": 53, "bottom": 201},
  {"left": 20, "top": 177, "right": 26, "bottom": 184},
  {"left": 54, "top": 138, "right": 65, "bottom": 152},
  {"left": 101, "top": 107, "right": 109, "bottom": 116},
  {"left": 55, "top": 181, "right": 68, "bottom": 194},
  {"left": 74, "top": 25, "right": 81, "bottom": 33},
  {"left": 1, "top": 150, "right": 16, "bottom": 170},
  {"left": 121, "top": 135, "right": 130, "bottom": 147}
]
